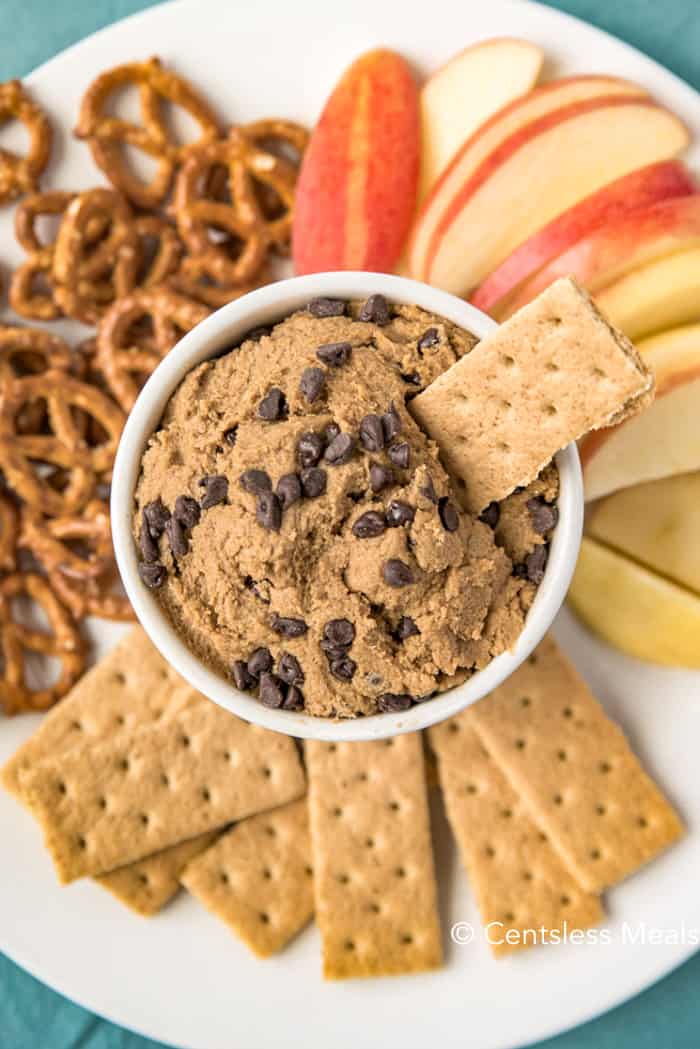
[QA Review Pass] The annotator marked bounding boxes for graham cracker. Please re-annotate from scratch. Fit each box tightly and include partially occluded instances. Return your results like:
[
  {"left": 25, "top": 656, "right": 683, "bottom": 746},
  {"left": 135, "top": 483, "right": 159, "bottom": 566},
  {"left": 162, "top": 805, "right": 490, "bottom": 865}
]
[
  {"left": 306, "top": 734, "right": 442, "bottom": 980},
  {"left": 467, "top": 634, "right": 684, "bottom": 893},
  {"left": 181, "top": 800, "right": 313, "bottom": 956},
  {"left": 97, "top": 832, "right": 220, "bottom": 916},
  {"left": 410, "top": 277, "right": 654, "bottom": 512},
  {"left": 20, "top": 700, "right": 306, "bottom": 883},
  {"left": 429, "top": 716, "right": 603, "bottom": 956}
]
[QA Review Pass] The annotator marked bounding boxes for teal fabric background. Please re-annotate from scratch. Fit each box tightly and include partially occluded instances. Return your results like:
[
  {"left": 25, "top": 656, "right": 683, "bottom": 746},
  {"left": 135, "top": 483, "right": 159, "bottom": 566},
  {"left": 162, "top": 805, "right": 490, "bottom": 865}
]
[{"left": 1, "top": 1, "right": 699, "bottom": 1046}]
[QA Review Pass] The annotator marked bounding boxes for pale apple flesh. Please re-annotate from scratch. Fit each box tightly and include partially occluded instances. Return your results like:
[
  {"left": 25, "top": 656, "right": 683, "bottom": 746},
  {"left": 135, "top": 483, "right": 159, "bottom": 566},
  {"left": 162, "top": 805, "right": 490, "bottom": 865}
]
[{"left": 594, "top": 246, "right": 700, "bottom": 341}]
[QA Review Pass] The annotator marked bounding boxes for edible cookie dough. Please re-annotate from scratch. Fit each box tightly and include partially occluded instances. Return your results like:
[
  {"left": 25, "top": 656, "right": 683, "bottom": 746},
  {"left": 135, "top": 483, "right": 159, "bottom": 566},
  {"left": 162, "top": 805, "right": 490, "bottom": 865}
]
[{"left": 134, "top": 296, "right": 559, "bottom": 718}]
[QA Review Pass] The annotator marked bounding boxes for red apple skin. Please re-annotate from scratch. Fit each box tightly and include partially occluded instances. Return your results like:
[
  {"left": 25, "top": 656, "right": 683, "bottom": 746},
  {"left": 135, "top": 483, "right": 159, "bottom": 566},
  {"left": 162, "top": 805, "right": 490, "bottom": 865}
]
[
  {"left": 471, "top": 160, "right": 697, "bottom": 315},
  {"left": 292, "top": 49, "right": 420, "bottom": 275}
]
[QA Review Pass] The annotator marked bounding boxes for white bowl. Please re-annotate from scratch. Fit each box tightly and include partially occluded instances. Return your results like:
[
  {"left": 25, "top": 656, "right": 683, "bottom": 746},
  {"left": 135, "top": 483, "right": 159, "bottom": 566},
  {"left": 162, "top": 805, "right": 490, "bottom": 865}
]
[{"left": 112, "top": 272, "right": 583, "bottom": 742}]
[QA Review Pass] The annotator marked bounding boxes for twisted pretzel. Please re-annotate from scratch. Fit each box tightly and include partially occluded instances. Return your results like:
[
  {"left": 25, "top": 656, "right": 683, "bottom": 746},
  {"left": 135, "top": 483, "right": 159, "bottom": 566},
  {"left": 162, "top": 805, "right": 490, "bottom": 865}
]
[
  {"left": 20, "top": 500, "right": 114, "bottom": 581},
  {"left": 0, "top": 495, "right": 19, "bottom": 574},
  {"left": 75, "top": 57, "right": 220, "bottom": 209},
  {"left": 0, "top": 81, "right": 52, "bottom": 204},
  {"left": 171, "top": 253, "right": 268, "bottom": 308},
  {"left": 47, "top": 563, "right": 134, "bottom": 623}
]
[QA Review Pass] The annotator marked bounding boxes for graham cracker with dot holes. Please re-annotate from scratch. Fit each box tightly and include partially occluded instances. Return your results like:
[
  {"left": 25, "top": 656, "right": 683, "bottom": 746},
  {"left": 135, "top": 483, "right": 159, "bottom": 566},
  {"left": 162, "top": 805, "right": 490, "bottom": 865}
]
[
  {"left": 306, "top": 734, "right": 442, "bottom": 980},
  {"left": 410, "top": 277, "right": 654, "bottom": 513},
  {"left": 19, "top": 698, "right": 306, "bottom": 883},
  {"left": 467, "top": 634, "right": 684, "bottom": 894},
  {"left": 181, "top": 799, "right": 313, "bottom": 956},
  {"left": 429, "top": 716, "right": 603, "bottom": 956}
]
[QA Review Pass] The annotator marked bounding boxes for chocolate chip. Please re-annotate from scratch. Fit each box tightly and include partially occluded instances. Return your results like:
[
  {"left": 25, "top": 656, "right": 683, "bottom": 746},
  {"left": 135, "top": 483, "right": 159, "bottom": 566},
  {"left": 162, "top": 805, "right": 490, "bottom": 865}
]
[
  {"left": 381, "top": 402, "right": 402, "bottom": 442},
  {"left": 299, "top": 366, "right": 326, "bottom": 403},
  {"left": 439, "top": 498, "right": 459, "bottom": 532},
  {"left": 174, "top": 495, "right": 201, "bottom": 529},
  {"left": 271, "top": 614, "right": 308, "bottom": 638},
  {"left": 297, "top": 431, "right": 324, "bottom": 468},
  {"left": 417, "top": 327, "right": 439, "bottom": 351},
  {"left": 278, "top": 651, "right": 304, "bottom": 685},
  {"left": 401, "top": 371, "right": 421, "bottom": 386},
  {"left": 143, "top": 498, "right": 170, "bottom": 536},
  {"left": 527, "top": 497, "right": 559, "bottom": 535},
  {"left": 139, "top": 517, "right": 159, "bottom": 562},
  {"left": 323, "top": 619, "right": 356, "bottom": 648},
  {"left": 240, "top": 469, "right": 272, "bottom": 495},
  {"left": 419, "top": 475, "right": 439, "bottom": 504},
  {"left": 395, "top": 616, "right": 420, "bottom": 641},
  {"left": 358, "top": 294, "right": 391, "bottom": 325},
  {"left": 248, "top": 647, "right": 273, "bottom": 677},
  {"left": 282, "top": 684, "right": 305, "bottom": 711},
  {"left": 383, "top": 559, "right": 414, "bottom": 587},
  {"left": 377, "top": 693, "right": 412, "bottom": 713},
  {"left": 256, "top": 490, "right": 282, "bottom": 531},
  {"left": 165, "top": 516, "right": 189, "bottom": 557},
  {"left": 359, "top": 414, "right": 385, "bottom": 452},
  {"left": 316, "top": 341, "right": 351, "bottom": 367},
  {"left": 387, "top": 442, "right": 410, "bottom": 469},
  {"left": 385, "top": 500, "right": 415, "bottom": 528},
  {"left": 276, "top": 473, "right": 302, "bottom": 510},
  {"left": 525, "top": 545, "right": 548, "bottom": 584},
  {"left": 330, "top": 656, "right": 357, "bottom": 682},
  {"left": 138, "top": 561, "right": 166, "bottom": 589},
  {"left": 308, "top": 297, "right": 346, "bottom": 318},
  {"left": 512, "top": 563, "right": 529, "bottom": 579},
  {"left": 300, "top": 467, "right": 327, "bottom": 499},
  {"left": 324, "top": 432, "right": 355, "bottom": 465},
  {"left": 369, "top": 463, "right": 394, "bottom": 493},
  {"left": 323, "top": 422, "right": 340, "bottom": 445},
  {"left": 246, "top": 325, "right": 271, "bottom": 342},
  {"left": 232, "top": 660, "right": 254, "bottom": 690},
  {"left": 223, "top": 426, "right": 238, "bottom": 446},
  {"left": 199, "top": 475, "right": 228, "bottom": 508},
  {"left": 352, "top": 510, "right": 386, "bottom": 538},
  {"left": 259, "top": 672, "right": 285, "bottom": 708},
  {"left": 479, "top": 502, "right": 500, "bottom": 528},
  {"left": 258, "top": 387, "right": 286, "bottom": 421}
]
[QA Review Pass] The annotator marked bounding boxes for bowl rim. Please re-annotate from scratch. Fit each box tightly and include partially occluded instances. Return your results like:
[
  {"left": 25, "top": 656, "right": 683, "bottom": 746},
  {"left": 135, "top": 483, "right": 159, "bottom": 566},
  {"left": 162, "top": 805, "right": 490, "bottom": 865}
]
[{"left": 111, "top": 271, "right": 583, "bottom": 741}]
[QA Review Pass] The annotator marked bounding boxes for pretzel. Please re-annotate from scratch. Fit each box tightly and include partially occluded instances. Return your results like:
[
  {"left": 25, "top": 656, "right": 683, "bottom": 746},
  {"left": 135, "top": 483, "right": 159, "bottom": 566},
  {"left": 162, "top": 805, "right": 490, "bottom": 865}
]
[
  {"left": 131, "top": 214, "right": 183, "bottom": 287},
  {"left": 0, "top": 494, "right": 19, "bottom": 573},
  {"left": 0, "top": 573, "right": 85, "bottom": 714},
  {"left": 0, "top": 81, "right": 52, "bottom": 204},
  {"left": 47, "top": 563, "right": 134, "bottom": 623},
  {"left": 0, "top": 326, "right": 75, "bottom": 433},
  {"left": 97, "top": 286, "right": 210, "bottom": 410},
  {"left": 171, "top": 253, "right": 267, "bottom": 308},
  {"left": 20, "top": 500, "right": 114, "bottom": 581},
  {"left": 75, "top": 57, "right": 220, "bottom": 209}
]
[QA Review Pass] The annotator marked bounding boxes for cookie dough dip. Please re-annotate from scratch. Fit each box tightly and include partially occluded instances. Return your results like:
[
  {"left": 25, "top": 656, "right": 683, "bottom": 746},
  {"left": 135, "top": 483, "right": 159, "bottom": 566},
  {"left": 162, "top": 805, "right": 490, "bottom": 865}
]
[{"left": 133, "top": 294, "right": 559, "bottom": 718}]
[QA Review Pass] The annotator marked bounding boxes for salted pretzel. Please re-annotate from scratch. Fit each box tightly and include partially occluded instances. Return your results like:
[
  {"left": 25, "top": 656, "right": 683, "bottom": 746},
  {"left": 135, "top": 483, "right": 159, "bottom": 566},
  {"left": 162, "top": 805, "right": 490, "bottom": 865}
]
[
  {"left": 0, "top": 495, "right": 19, "bottom": 574},
  {"left": 131, "top": 214, "right": 183, "bottom": 286},
  {"left": 0, "top": 326, "right": 75, "bottom": 433},
  {"left": 171, "top": 253, "right": 267, "bottom": 308},
  {"left": 0, "top": 81, "right": 52, "bottom": 204},
  {"left": 0, "top": 573, "right": 85, "bottom": 714},
  {"left": 20, "top": 499, "right": 114, "bottom": 581},
  {"left": 75, "top": 57, "right": 220, "bottom": 209},
  {"left": 97, "top": 286, "right": 210, "bottom": 410}
]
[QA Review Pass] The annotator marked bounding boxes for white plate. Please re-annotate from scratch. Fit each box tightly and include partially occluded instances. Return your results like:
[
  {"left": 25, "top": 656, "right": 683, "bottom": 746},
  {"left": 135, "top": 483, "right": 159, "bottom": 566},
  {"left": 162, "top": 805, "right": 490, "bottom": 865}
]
[{"left": 1, "top": 1, "right": 699, "bottom": 1047}]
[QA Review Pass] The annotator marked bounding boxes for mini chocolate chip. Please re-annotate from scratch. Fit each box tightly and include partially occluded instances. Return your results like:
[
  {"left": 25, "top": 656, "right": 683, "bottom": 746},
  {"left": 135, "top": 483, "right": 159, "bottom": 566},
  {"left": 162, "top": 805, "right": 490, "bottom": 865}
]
[
  {"left": 143, "top": 498, "right": 170, "bottom": 536},
  {"left": 278, "top": 652, "right": 304, "bottom": 685},
  {"left": 417, "top": 327, "right": 439, "bottom": 351},
  {"left": 324, "top": 619, "right": 356, "bottom": 648},
  {"left": 320, "top": 640, "right": 347, "bottom": 661},
  {"left": 240, "top": 469, "right": 272, "bottom": 495},
  {"left": 479, "top": 502, "right": 500, "bottom": 528},
  {"left": 401, "top": 371, "right": 421, "bottom": 386},
  {"left": 330, "top": 656, "right": 357, "bottom": 682},
  {"left": 276, "top": 473, "right": 302, "bottom": 510},
  {"left": 308, "top": 297, "right": 346, "bottom": 318},
  {"left": 256, "top": 491, "right": 282, "bottom": 531},
  {"left": 439, "top": 498, "right": 459, "bottom": 532},
  {"left": 324, "top": 432, "right": 356, "bottom": 465},
  {"left": 248, "top": 647, "right": 273, "bottom": 677},
  {"left": 259, "top": 672, "right": 285, "bottom": 709},
  {"left": 174, "top": 495, "right": 201, "bottom": 529},
  {"left": 388, "top": 442, "right": 410, "bottom": 469},
  {"left": 377, "top": 693, "right": 412, "bottom": 713},
  {"left": 513, "top": 563, "right": 529, "bottom": 579},
  {"left": 358, "top": 294, "right": 391, "bottom": 325},
  {"left": 381, "top": 402, "right": 402, "bottom": 441},
  {"left": 359, "top": 413, "right": 385, "bottom": 452},
  {"left": 369, "top": 463, "right": 394, "bottom": 493},
  {"left": 300, "top": 467, "right": 327, "bottom": 499},
  {"left": 199, "top": 474, "right": 228, "bottom": 508},
  {"left": 138, "top": 561, "right": 166, "bottom": 589},
  {"left": 352, "top": 510, "right": 386, "bottom": 538},
  {"left": 385, "top": 500, "right": 415, "bottom": 527},
  {"left": 258, "top": 387, "right": 286, "bottom": 421},
  {"left": 271, "top": 614, "right": 308, "bottom": 638},
  {"left": 282, "top": 684, "right": 305, "bottom": 711},
  {"left": 139, "top": 517, "right": 159, "bottom": 562},
  {"left": 165, "top": 516, "right": 189, "bottom": 557},
  {"left": 419, "top": 475, "right": 439, "bottom": 504},
  {"left": 297, "top": 431, "right": 324, "bottom": 468},
  {"left": 527, "top": 497, "right": 559, "bottom": 535},
  {"left": 383, "top": 559, "right": 414, "bottom": 587},
  {"left": 223, "top": 426, "right": 238, "bottom": 446},
  {"left": 232, "top": 660, "right": 254, "bottom": 690},
  {"left": 299, "top": 366, "right": 326, "bottom": 403},
  {"left": 316, "top": 341, "right": 351, "bottom": 367},
  {"left": 395, "top": 616, "right": 420, "bottom": 641},
  {"left": 246, "top": 325, "right": 271, "bottom": 342},
  {"left": 323, "top": 422, "right": 341, "bottom": 445},
  {"left": 525, "top": 545, "right": 548, "bottom": 584}
]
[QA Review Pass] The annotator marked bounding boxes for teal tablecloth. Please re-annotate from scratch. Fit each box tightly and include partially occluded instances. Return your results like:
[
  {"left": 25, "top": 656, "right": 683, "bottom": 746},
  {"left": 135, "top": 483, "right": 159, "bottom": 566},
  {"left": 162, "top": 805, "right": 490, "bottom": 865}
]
[{"left": 1, "top": 1, "right": 700, "bottom": 1046}]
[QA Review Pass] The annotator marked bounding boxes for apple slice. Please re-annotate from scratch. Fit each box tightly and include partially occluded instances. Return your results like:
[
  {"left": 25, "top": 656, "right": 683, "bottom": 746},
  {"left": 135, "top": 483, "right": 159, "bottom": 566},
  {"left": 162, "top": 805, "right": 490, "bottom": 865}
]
[
  {"left": 594, "top": 246, "right": 700, "bottom": 340},
  {"left": 419, "top": 37, "right": 543, "bottom": 200},
  {"left": 471, "top": 161, "right": 697, "bottom": 317},
  {"left": 292, "top": 49, "right": 419, "bottom": 275},
  {"left": 568, "top": 537, "right": 700, "bottom": 669},
  {"left": 412, "top": 96, "right": 689, "bottom": 296},
  {"left": 581, "top": 322, "right": 700, "bottom": 501},
  {"left": 588, "top": 472, "right": 700, "bottom": 595},
  {"left": 409, "top": 74, "right": 648, "bottom": 285}
]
